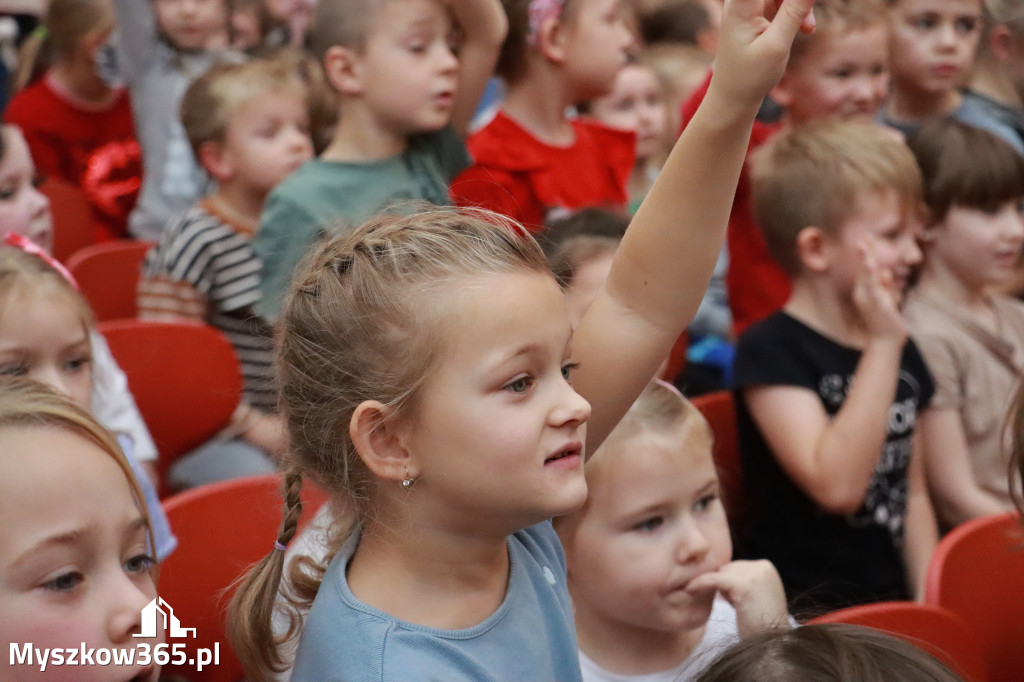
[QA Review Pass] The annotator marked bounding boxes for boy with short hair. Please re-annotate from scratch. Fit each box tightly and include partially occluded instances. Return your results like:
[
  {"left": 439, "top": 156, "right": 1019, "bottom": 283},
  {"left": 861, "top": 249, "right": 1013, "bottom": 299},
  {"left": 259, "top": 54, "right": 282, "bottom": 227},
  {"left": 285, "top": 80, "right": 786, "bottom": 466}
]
[
  {"left": 883, "top": 0, "right": 1024, "bottom": 155},
  {"left": 251, "top": 0, "right": 507, "bottom": 321},
  {"left": 113, "top": 0, "right": 237, "bottom": 240},
  {"left": 137, "top": 55, "right": 314, "bottom": 487},
  {"left": 681, "top": 0, "right": 892, "bottom": 335},
  {"left": 734, "top": 119, "right": 939, "bottom": 617}
]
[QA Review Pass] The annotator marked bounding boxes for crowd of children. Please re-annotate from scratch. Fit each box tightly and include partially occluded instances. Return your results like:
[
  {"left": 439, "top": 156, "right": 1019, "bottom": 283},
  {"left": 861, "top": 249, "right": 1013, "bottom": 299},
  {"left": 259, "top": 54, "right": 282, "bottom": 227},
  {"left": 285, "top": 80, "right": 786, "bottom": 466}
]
[{"left": 1, "top": 0, "right": 1023, "bottom": 677}]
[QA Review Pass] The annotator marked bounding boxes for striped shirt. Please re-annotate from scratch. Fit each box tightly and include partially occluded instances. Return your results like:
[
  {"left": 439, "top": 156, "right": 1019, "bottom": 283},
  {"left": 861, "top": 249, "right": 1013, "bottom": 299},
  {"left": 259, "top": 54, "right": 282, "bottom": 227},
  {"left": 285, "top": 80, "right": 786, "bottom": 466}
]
[{"left": 138, "top": 199, "right": 276, "bottom": 411}]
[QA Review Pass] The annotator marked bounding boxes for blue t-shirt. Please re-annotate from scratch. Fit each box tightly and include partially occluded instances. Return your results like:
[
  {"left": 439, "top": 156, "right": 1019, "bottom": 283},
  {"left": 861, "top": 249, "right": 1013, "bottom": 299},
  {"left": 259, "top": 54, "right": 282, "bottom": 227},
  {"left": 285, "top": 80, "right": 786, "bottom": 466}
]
[{"left": 292, "top": 521, "right": 582, "bottom": 681}]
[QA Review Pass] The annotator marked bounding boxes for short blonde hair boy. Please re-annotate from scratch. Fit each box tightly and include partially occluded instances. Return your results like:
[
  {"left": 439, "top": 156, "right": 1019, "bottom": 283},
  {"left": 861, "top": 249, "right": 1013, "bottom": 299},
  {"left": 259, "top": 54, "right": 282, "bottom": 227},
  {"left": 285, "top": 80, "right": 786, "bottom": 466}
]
[
  {"left": 790, "top": 0, "right": 889, "bottom": 63},
  {"left": 750, "top": 120, "right": 923, "bottom": 276},
  {"left": 179, "top": 52, "right": 309, "bottom": 159}
]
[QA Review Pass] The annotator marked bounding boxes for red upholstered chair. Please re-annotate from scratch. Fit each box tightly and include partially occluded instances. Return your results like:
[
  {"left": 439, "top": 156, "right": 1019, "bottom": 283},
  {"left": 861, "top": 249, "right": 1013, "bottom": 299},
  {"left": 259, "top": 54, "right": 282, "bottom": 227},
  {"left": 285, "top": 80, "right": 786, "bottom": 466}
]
[
  {"left": 66, "top": 239, "right": 152, "bottom": 321},
  {"left": 96, "top": 319, "right": 242, "bottom": 497},
  {"left": 158, "top": 474, "right": 330, "bottom": 682},
  {"left": 690, "top": 390, "right": 747, "bottom": 534},
  {"left": 42, "top": 176, "right": 95, "bottom": 263},
  {"left": 808, "top": 601, "right": 989, "bottom": 682},
  {"left": 925, "top": 511, "right": 1024, "bottom": 682}
]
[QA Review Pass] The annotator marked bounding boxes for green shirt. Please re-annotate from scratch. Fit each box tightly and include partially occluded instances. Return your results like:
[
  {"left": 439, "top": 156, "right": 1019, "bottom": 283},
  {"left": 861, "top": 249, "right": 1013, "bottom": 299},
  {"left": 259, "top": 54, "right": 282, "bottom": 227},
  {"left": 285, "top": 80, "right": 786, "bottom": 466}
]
[{"left": 253, "top": 127, "right": 470, "bottom": 321}]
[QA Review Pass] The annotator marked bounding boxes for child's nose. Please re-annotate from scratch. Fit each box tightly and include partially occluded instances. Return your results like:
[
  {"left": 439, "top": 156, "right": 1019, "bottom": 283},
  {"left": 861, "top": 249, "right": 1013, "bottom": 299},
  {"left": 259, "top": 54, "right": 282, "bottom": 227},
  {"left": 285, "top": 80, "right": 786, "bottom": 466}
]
[
  {"left": 28, "top": 185, "right": 49, "bottom": 218},
  {"left": 903, "top": 234, "right": 923, "bottom": 265},
  {"left": 675, "top": 521, "right": 711, "bottom": 564},
  {"left": 106, "top": 574, "right": 155, "bottom": 644},
  {"left": 552, "top": 383, "right": 591, "bottom": 428}
]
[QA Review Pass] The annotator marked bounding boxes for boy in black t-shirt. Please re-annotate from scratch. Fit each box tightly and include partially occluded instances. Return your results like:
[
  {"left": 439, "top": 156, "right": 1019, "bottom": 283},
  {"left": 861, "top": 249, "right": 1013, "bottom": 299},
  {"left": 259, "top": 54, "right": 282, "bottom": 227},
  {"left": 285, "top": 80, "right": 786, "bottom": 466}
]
[{"left": 733, "top": 119, "right": 938, "bottom": 619}]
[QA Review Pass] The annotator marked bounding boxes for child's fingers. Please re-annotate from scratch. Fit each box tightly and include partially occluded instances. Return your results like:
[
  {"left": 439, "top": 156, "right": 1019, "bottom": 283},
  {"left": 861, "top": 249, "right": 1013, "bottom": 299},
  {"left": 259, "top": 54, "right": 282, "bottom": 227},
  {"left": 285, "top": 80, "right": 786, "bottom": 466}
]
[
  {"left": 760, "top": 0, "right": 816, "bottom": 42},
  {"left": 684, "top": 571, "right": 725, "bottom": 596}
]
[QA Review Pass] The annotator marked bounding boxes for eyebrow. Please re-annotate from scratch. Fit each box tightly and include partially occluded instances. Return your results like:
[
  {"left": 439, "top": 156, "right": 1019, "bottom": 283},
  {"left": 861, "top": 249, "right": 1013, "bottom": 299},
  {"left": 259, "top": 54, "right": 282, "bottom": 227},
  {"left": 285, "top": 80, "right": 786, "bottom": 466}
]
[{"left": 11, "top": 526, "right": 93, "bottom": 570}]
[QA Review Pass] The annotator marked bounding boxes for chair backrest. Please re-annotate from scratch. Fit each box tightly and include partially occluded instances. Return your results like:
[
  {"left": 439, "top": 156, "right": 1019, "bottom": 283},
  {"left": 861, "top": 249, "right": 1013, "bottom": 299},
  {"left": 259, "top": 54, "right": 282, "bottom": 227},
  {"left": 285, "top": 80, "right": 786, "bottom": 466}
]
[
  {"left": 158, "top": 474, "right": 330, "bottom": 682},
  {"left": 690, "top": 390, "right": 747, "bottom": 534},
  {"left": 808, "top": 600, "right": 989, "bottom": 682},
  {"left": 67, "top": 240, "right": 152, "bottom": 321},
  {"left": 925, "top": 511, "right": 1024, "bottom": 682},
  {"left": 42, "top": 176, "right": 95, "bottom": 264},
  {"left": 97, "top": 319, "right": 241, "bottom": 496}
]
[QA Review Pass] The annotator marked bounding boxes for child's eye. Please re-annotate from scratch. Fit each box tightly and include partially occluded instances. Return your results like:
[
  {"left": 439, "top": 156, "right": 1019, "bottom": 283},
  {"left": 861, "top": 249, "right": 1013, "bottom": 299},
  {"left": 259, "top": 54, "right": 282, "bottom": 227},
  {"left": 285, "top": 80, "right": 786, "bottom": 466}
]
[
  {"left": 561, "top": 362, "right": 580, "bottom": 383},
  {"left": 911, "top": 15, "right": 938, "bottom": 30},
  {"left": 124, "top": 553, "right": 155, "bottom": 574},
  {"left": 407, "top": 41, "right": 428, "bottom": 55},
  {"left": 0, "top": 184, "right": 17, "bottom": 201},
  {"left": 42, "top": 570, "right": 83, "bottom": 592},
  {"left": 65, "top": 355, "right": 92, "bottom": 373},
  {"left": 955, "top": 17, "right": 978, "bottom": 33},
  {"left": 0, "top": 362, "right": 27, "bottom": 377},
  {"left": 503, "top": 375, "right": 534, "bottom": 393},
  {"left": 634, "top": 516, "right": 664, "bottom": 532},
  {"left": 828, "top": 68, "right": 853, "bottom": 80},
  {"left": 694, "top": 493, "right": 718, "bottom": 513}
]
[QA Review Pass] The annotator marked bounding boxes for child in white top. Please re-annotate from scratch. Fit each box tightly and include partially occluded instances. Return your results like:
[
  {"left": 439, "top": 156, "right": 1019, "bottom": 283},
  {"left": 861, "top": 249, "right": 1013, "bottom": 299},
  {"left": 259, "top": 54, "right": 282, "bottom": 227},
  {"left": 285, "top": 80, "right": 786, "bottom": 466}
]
[
  {"left": 556, "top": 381, "right": 789, "bottom": 682},
  {"left": 0, "top": 379, "right": 164, "bottom": 682},
  {"left": 228, "top": 0, "right": 815, "bottom": 677}
]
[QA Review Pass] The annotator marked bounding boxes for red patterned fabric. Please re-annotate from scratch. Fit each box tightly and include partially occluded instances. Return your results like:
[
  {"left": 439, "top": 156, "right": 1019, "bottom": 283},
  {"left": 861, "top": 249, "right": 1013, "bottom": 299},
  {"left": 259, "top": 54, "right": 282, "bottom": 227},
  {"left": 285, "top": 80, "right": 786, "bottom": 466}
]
[
  {"left": 451, "top": 111, "right": 635, "bottom": 232},
  {"left": 6, "top": 77, "right": 141, "bottom": 241}
]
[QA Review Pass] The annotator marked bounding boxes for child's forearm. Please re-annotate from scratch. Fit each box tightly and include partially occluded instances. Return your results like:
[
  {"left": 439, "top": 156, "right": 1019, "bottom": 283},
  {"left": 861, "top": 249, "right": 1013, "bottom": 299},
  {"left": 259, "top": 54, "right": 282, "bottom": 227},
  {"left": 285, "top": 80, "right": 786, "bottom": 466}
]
[
  {"left": 903, "top": 441, "right": 938, "bottom": 600},
  {"left": 809, "top": 338, "right": 905, "bottom": 512},
  {"left": 448, "top": 0, "right": 507, "bottom": 136}
]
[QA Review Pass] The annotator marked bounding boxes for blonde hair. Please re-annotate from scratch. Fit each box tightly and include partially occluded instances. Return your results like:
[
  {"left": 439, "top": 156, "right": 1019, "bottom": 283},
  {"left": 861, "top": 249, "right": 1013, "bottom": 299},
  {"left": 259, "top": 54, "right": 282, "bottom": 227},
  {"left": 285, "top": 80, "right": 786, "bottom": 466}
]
[
  {"left": 555, "top": 381, "right": 712, "bottom": 536},
  {"left": 310, "top": 0, "right": 386, "bottom": 58},
  {"left": 0, "top": 246, "right": 93, "bottom": 330},
  {"left": 227, "top": 206, "right": 552, "bottom": 680},
  {"left": 985, "top": 0, "right": 1024, "bottom": 34},
  {"left": 790, "top": 0, "right": 888, "bottom": 64},
  {"left": 11, "top": 0, "right": 115, "bottom": 91},
  {"left": 0, "top": 378, "right": 156, "bottom": 565},
  {"left": 179, "top": 53, "right": 309, "bottom": 159},
  {"left": 750, "top": 119, "right": 923, "bottom": 275}
]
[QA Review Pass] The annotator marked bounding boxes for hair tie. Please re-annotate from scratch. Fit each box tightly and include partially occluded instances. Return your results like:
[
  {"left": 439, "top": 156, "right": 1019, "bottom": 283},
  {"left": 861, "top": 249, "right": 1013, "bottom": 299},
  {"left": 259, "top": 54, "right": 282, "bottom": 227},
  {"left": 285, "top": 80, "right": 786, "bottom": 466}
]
[
  {"left": 3, "top": 232, "right": 79, "bottom": 290},
  {"left": 273, "top": 540, "right": 288, "bottom": 551},
  {"left": 527, "top": 0, "right": 566, "bottom": 45}
]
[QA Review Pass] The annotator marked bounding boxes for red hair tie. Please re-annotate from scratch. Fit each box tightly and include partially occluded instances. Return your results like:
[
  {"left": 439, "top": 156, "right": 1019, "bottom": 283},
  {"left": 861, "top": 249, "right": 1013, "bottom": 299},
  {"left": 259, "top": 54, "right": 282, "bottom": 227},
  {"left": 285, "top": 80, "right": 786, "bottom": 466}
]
[{"left": 3, "top": 232, "right": 79, "bottom": 290}]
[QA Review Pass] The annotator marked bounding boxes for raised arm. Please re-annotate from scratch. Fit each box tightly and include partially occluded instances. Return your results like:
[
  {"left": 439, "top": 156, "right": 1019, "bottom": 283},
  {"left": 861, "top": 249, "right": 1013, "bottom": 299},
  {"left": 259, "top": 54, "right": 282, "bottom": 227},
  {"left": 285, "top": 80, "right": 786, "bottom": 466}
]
[
  {"left": 448, "top": 0, "right": 508, "bottom": 137},
  {"left": 573, "top": 0, "right": 815, "bottom": 453}
]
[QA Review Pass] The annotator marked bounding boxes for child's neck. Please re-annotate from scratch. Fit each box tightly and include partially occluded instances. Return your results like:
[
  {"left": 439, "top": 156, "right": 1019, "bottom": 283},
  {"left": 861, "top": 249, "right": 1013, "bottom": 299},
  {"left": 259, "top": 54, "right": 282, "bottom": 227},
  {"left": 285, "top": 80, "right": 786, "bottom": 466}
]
[
  {"left": 971, "top": 55, "right": 1024, "bottom": 109},
  {"left": 321, "top": 103, "right": 411, "bottom": 162},
  {"left": 48, "top": 62, "right": 116, "bottom": 106},
  {"left": 915, "top": 260, "right": 996, "bottom": 320},
  {"left": 345, "top": 507, "right": 513, "bottom": 630},
  {"left": 502, "top": 77, "right": 577, "bottom": 146},
  {"left": 886, "top": 80, "right": 963, "bottom": 122},
  {"left": 785, "top": 278, "right": 870, "bottom": 348},
  {"left": 207, "top": 183, "right": 266, "bottom": 232},
  {"left": 574, "top": 608, "right": 706, "bottom": 675}
]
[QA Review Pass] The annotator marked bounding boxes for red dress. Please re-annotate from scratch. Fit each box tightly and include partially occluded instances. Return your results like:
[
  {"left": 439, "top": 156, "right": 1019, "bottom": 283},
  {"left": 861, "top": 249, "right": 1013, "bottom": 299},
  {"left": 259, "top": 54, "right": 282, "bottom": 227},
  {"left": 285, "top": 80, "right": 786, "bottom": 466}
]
[
  {"left": 681, "top": 73, "right": 791, "bottom": 337},
  {"left": 451, "top": 111, "right": 635, "bottom": 232},
  {"left": 6, "top": 76, "right": 142, "bottom": 241}
]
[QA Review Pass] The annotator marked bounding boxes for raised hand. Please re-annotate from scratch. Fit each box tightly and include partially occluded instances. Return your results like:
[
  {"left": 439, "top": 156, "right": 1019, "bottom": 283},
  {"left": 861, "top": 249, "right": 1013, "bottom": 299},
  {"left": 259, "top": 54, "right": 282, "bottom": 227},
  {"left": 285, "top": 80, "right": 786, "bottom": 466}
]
[
  {"left": 711, "top": 0, "right": 816, "bottom": 110},
  {"left": 852, "top": 240, "right": 907, "bottom": 343},
  {"left": 684, "top": 559, "right": 790, "bottom": 638}
]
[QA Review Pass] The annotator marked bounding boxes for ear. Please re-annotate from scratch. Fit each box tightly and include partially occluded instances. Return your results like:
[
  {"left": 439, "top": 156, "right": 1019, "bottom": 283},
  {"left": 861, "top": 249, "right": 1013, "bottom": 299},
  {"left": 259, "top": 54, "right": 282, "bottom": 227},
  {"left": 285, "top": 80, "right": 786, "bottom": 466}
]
[
  {"left": 794, "top": 225, "right": 830, "bottom": 273},
  {"left": 770, "top": 70, "right": 795, "bottom": 109},
  {"left": 198, "top": 140, "right": 233, "bottom": 182},
  {"left": 323, "top": 45, "right": 364, "bottom": 96},
  {"left": 538, "top": 15, "right": 569, "bottom": 65},
  {"left": 350, "top": 400, "right": 416, "bottom": 484},
  {"left": 989, "top": 24, "right": 1016, "bottom": 62}
]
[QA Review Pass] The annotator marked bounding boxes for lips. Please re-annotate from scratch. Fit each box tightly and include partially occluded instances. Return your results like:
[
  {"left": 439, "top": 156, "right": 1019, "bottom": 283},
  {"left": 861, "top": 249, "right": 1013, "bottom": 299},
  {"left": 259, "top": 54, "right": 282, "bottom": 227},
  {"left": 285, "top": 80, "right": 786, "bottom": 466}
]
[{"left": 544, "top": 441, "right": 582, "bottom": 465}]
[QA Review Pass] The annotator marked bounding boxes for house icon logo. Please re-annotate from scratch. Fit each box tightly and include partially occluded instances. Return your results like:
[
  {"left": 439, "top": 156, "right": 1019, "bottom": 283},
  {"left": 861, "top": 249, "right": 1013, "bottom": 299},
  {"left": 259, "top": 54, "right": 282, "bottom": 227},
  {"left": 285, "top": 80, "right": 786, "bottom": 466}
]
[{"left": 134, "top": 597, "right": 197, "bottom": 639}]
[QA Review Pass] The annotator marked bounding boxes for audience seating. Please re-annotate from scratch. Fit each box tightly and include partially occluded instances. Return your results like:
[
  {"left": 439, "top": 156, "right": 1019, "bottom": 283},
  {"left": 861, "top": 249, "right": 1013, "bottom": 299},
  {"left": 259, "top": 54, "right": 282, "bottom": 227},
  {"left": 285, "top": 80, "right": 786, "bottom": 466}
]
[
  {"left": 96, "top": 319, "right": 241, "bottom": 496},
  {"left": 808, "top": 600, "right": 989, "bottom": 682},
  {"left": 66, "top": 239, "right": 152, "bottom": 321},
  {"left": 690, "top": 390, "right": 747, "bottom": 534},
  {"left": 158, "top": 474, "right": 330, "bottom": 682},
  {"left": 41, "top": 176, "right": 95, "bottom": 263},
  {"left": 925, "top": 511, "right": 1024, "bottom": 682}
]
